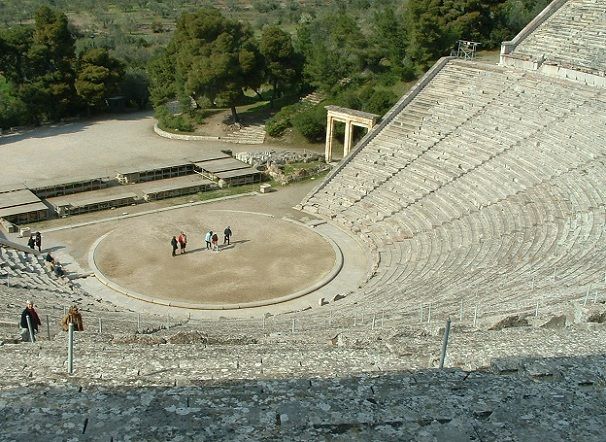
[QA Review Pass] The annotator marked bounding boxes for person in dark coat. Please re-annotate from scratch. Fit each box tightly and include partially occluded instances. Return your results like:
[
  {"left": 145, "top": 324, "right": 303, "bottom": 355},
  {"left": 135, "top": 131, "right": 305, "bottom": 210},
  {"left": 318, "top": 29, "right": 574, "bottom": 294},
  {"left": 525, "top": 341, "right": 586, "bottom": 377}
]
[
  {"left": 27, "top": 235, "right": 35, "bottom": 250},
  {"left": 171, "top": 236, "right": 178, "bottom": 257},
  {"left": 223, "top": 226, "right": 232, "bottom": 245},
  {"left": 20, "top": 300, "right": 41, "bottom": 342},
  {"left": 35, "top": 232, "right": 42, "bottom": 252}
]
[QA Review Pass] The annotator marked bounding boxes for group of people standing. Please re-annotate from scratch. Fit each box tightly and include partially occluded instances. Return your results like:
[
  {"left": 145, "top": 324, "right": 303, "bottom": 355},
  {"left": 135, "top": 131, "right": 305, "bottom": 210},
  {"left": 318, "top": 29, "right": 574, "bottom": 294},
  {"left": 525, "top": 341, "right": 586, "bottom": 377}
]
[
  {"left": 27, "top": 231, "right": 42, "bottom": 252},
  {"left": 171, "top": 226, "right": 232, "bottom": 256},
  {"left": 19, "top": 300, "right": 83, "bottom": 342},
  {"left": 170, "top": 232, "right": 188, "bottom": 256}
]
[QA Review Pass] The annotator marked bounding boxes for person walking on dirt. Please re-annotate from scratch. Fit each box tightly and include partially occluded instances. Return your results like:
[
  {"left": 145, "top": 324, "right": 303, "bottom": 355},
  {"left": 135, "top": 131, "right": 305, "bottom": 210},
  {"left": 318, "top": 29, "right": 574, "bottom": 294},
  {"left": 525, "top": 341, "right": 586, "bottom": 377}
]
[
  {"left": 211, "top": 232, "right": 219, "bottom": 251},
  {"left": 171, "top": 236, "right": 178, "bottom": 257},
  {"left": 223, "top": 226, "right": 232, "bottom": 245},
  {"left": 35, "top": 232, "right": 42, "bottom": 252},
  {"left": 205, "top": 231, "right": 212, "bottom": 250},
  {"left": 178, "top": 232, "right": 187, "bottom": 254}
]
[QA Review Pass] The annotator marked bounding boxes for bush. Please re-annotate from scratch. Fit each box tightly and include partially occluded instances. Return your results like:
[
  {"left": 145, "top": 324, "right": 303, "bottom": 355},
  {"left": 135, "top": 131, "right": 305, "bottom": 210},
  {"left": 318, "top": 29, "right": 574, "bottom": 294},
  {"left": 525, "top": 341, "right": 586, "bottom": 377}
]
[
  {"left": 266, "top": 116, "right": 290, "bottom": 137},
  {"left": 291, "top": 105, "right": 326, "bottom": 142},
  {"left": 264, "top": 102, "right": 305, "bottom": 137},
  {"left": 155, "top": 106, "right": 193, "bottom": 132},
  {"left": 363, "top": 89, "right": 398, "bottom": 115}
]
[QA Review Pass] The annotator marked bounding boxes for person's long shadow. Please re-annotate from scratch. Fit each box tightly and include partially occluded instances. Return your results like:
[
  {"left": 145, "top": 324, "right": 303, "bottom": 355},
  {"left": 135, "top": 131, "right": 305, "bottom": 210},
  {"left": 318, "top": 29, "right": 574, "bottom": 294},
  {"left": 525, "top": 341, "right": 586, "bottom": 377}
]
[
  {"left": 220, "top": 239, "right": 250, "bottom": 251},
  {"left": 44, "top": 246, "right": 65, "bottom": 253},
  {"left": 174, "top": 240, "right": 250, "bottom": 255}
]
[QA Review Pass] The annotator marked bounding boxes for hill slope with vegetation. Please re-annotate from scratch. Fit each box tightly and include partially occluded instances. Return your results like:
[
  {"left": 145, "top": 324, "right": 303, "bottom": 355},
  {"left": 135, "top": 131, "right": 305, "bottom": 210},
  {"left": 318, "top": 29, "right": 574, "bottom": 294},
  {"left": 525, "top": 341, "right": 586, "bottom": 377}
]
[{"left": 1, "top": 0, "right": 551, "bottom": 134}]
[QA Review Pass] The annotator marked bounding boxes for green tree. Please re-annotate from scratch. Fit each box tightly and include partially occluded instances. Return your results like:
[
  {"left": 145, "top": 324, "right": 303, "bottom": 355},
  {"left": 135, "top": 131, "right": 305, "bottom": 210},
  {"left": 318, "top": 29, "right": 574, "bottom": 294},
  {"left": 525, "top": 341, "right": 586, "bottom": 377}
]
[
  {"left": 169, "top": 8, "right": 264, "bottom": 123},
  {"left": 404, "top": 0, "right": 453, "bottom": 71},
  {"left": 75, "top": 48, "right": 124, "bottom": 112},
  {"left": 0, "top": 75, "right": 27, "bottom": 129},
  {"left": 147, "top": 49, "right": 177, "bottom": 107},
  {"left": 0, "top": 26, "right": 34, "bottom": 84},
  {"left": 297, "top": 12, "right": 369, "bottom": 93},
  {"left": 121, "top": 67, "right": 150, "bottom": 109},
  {"left": 22, "top": 6, "right": 77, "bottom": 122},
  {"left": 370, "top": 6, "right": 408, "bottom": 72},
  {"left": 259, "top": 26, "right": 302, "bottom": 106}
]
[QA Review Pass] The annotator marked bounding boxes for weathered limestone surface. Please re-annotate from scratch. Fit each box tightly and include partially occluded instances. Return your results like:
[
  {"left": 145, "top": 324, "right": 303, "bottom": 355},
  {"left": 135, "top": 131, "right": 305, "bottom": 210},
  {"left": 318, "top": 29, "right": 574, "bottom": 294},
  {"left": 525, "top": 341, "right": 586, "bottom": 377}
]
[
  {"left": 0, "top": 325, "right": 605, "bottom": 441},
  {"left": 507, "top": 0, "right": 606, "bottom": 74}
]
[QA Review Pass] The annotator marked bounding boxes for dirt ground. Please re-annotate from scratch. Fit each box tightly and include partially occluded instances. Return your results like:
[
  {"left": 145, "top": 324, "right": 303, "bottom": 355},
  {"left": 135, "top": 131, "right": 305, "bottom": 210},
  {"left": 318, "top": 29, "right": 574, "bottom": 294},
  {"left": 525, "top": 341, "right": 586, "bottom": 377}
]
[{"left": 93, "top": 209, "right": 336, "bottom": 305}]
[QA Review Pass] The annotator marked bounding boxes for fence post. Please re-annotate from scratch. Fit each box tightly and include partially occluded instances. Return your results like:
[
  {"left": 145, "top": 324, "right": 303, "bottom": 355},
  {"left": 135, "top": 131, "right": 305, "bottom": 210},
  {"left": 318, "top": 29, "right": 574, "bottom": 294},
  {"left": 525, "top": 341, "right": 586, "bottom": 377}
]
[
  {"left": 439, "top": 317, "right": 451, "bottom": 369},
  {"left": 291, "top": 318, "right": 296, "bottom": 333},
  {"left": 262, "top": 315, "right": 266, "bottom": 330},
  {"left": 46, "top": 314, "right": 51, "bottom": 341},
  {"left": 427, "top": 304, "right": 432, "bottom": 324},
  {"left": 137, "top": 313, "right": 141, "bottom": 333},
  {"left": 26, "top": 315, "right": 35, "bottom": 344},
  {"left": 166, "top": 314, "right": 170, "bottom": 330},
  {"left": 535, "top": 301, "right": 539, "bottom": 318},
  {"left": 98, "top": 317, "right": 102, "bottom": 334},
  {"left": 584, "top": 287, "right": 590, "bottom": 305},
  {"left": 371, "top": 313, "right": 376, "bottom": 331},
  {"left": 67, "top": 322, "right": 74, "bottom": 374},
  {"left": 419, "top": 305, "right": 424, "bottom": 323}
]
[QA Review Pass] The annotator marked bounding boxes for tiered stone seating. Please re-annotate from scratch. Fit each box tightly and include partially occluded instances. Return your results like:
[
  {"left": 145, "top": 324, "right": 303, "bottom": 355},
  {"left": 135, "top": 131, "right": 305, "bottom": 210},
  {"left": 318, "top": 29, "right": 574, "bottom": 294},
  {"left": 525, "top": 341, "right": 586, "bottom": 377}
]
[
  {"left": 509, "top": 0, "right": 606, "bottom": 73},
  {"left": 0, "top": 318, "right": 604, "bottom": 440},
  {"left": 0, "top": 246, "right": 70, "bottom": 293},
  {"left": 301, "top": 56, "right": 606, "bottom": 321}
]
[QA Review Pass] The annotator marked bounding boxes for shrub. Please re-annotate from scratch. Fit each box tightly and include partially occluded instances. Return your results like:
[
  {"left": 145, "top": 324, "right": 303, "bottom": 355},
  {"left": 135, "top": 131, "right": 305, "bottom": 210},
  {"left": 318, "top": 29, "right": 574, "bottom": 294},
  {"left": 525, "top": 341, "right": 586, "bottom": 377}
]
[
  {"left": 156, "top": 106, "right": 193, "bottom": 132},
  {"left": 264, "top": 102, "right": 305, "bottom": 137},
  {"left": 363, "top": 89, "right": 398, "bottom": 115},
  {"left": 291, "top": 105, "right": 326, "bottom": 142},
  {"left": 266, "top": 116, "right": 290, "bottom": 137}
]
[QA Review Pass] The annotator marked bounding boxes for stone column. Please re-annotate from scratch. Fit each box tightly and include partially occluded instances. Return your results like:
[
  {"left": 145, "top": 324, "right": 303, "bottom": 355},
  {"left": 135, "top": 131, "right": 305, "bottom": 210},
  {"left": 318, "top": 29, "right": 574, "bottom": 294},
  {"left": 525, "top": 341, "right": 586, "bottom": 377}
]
[
  {"left": 343, "top": 121, "right": 354, "bottom": 157},
  {"left": 325, "top": 115, "right": 335, "bottom": 163}
]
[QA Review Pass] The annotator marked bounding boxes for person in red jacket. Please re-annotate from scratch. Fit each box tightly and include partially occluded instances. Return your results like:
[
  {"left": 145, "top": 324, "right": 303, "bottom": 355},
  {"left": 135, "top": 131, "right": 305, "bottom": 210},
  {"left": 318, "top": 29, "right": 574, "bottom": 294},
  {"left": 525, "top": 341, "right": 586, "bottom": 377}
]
[{"left": 177, "top": 232, "right": 187, "bottom": 254}]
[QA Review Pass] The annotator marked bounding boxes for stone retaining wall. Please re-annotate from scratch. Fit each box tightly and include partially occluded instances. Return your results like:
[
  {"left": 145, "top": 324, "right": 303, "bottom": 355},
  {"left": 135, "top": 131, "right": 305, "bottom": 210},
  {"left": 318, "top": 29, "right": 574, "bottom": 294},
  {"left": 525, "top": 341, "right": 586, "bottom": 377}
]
[{"left": 153, "top": 123, "right": 220, "bottom": 141}]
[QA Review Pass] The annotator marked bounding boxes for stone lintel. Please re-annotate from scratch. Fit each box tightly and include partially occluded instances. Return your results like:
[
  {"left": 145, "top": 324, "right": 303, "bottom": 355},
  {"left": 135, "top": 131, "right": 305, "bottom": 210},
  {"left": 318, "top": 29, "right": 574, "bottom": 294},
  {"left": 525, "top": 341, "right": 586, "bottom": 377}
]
[{"left": 325, "top": 106, "right": 380, "bottom": 126}]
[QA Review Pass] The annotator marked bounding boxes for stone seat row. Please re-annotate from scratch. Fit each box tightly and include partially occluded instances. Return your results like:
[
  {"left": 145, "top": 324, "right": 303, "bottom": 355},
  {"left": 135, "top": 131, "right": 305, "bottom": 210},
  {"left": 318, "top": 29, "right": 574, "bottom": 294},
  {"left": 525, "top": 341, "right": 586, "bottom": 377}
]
[
  {"left": 331, "top": 94, "right": 604, "bottom": 229},
  {"left": 314, "top": 72, "right": 601, "bottom": 220},
  {"left": 331, "top": 164, "right": 606, "bottom": 316}
]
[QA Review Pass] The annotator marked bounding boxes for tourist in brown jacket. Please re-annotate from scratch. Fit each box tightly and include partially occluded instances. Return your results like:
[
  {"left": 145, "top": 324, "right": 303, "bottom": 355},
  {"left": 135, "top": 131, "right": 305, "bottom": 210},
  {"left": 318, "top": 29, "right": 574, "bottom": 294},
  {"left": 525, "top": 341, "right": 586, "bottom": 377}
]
[{"left": 61, "top": 306, "right": 84, "bottom": 331}]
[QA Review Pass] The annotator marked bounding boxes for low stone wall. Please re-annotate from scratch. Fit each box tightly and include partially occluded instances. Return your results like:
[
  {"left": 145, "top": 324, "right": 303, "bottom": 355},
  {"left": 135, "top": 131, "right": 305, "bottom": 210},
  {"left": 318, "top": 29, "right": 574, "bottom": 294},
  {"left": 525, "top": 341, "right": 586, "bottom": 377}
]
[{"left": 153, "top": 123, "right": 220, "bottom": 142}]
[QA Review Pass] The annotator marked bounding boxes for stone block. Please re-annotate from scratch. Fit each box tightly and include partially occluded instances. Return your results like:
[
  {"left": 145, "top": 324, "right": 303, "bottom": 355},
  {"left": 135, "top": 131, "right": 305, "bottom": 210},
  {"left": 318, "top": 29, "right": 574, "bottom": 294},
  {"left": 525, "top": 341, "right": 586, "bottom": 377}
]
[
  {"left": 538, "top": 314, "right": 568, "bottom": 329},
  {"left": 486, "top": 314, "right": 529, "bottom": 331},
  {"left": 19, "top": 227, "right": 31, "bottom": 238},
  {"left": 332, "top": 293, "right": 347, "bottom": 302},
  {"left": 260, "top": 183, "right": 272, "bottom": 193}
]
